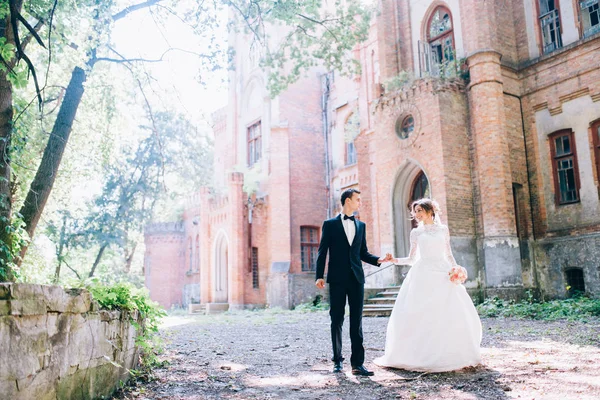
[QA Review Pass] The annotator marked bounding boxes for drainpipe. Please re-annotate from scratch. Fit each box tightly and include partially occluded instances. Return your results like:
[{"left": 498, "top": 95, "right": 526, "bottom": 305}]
[
  {"left": 503, "top": 91, "right": 540, "bottom": 293},
  {"left": 321, "top": 72, "right": 333, "bottom": 218}
]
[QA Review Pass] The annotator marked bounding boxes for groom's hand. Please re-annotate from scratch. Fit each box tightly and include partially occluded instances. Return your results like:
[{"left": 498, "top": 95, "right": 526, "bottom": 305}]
[
  {"left": 378, "top": 253, "right": 394, "bottom": 263},
  {"left": 315, "top": 279, "right": 325, "bottom": 289}
]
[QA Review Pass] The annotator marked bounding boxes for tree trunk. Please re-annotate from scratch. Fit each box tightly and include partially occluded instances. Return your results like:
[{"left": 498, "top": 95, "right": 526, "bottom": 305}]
[
  {"left": 18, "top": 66, "right": 87, "bottom": 262},
  {"left": 0, "top": 2, "right": 24, "bottom": 280},
  {"left": 0, "top": 70, "right": 14, "bottom": 281},
  {"left": 53, "top": 214, "right": 68, "bottom": 283},
  {"left": 124, "top": 242, "right": 137, "bottom": 273},
  {"left": 89, "top": 243, "right": 108, "bottom": 278}
]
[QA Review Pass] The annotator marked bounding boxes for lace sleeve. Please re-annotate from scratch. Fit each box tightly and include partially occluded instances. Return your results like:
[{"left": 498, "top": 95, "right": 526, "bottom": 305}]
[
  {"left": 443, "top": 225, "right": 458, "bottom": 268},
  {"left": 394, "top": 229, "right": 418, "bottom": 266}
]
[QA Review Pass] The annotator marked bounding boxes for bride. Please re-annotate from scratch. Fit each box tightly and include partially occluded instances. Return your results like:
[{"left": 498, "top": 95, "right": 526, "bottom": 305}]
[{"left": 374, "top": 198, "right": 482, "bottom": 372}]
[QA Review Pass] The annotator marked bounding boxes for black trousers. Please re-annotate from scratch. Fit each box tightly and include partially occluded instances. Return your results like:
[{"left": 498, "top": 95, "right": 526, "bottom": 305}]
[{"left": 329, "top": 277, "right": 365, "bottom": 367}]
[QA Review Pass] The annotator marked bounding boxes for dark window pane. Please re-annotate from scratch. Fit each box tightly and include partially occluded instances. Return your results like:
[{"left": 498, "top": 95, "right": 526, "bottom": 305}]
[{"left": 566, "top": 268, "right": 585, "bottom": 296}]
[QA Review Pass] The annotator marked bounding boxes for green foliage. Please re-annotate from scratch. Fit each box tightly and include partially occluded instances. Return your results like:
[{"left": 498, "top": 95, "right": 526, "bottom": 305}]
[
  {"left": 382, "top": 71, "right": 415, "bottom": 93},
  {"left": 293, "top": 295, "right": 329, "bottom": 312},
  {"left": 0, "top": 213, "right": 30, "bottom": 282},
  {"left": 228, "top": 0, "right": 374, "bottom": 97},
  {"left": 86, "top": 280, "right": 167, "bottom": 369},
  {"left": 477, "top": 292, "right": 600, "bottom": 321}
]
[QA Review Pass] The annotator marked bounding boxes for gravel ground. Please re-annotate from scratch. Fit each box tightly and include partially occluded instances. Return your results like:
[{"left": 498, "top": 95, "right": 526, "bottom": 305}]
[{"left": 115, "top": 309, "right": 600, "bottom": 400}]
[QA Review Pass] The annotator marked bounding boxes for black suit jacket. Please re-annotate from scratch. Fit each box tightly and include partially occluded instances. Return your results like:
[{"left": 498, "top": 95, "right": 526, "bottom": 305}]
[{"left": 315, "top": 215, "right": 380, "bottom": 284}]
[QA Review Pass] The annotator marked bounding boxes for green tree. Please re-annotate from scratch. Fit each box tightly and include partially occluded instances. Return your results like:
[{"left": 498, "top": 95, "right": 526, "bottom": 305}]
[{"left": 1, "top": 0, "right": 373, "bottom": 281}]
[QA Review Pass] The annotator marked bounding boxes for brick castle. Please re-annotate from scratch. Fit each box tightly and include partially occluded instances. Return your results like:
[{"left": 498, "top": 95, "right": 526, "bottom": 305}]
[{"left": 144, "top": 0, "right": 600, "bottom": 310}]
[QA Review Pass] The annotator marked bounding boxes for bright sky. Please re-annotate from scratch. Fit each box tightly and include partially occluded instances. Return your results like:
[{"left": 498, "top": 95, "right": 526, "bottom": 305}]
[{"left": 110, "top": 1, "right": 229, "bottom": 125}]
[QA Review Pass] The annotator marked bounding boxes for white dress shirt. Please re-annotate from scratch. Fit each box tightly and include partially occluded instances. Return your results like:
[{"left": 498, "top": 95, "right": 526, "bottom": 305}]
[{"left": 341, "top": 214, "right": 356, "bottom": 245}]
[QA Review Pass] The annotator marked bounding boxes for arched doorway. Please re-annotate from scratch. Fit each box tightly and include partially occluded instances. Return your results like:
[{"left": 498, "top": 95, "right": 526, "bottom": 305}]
[
  {"left": 393, "top": 162, "right": 431, "bottom": 258},
  {"left": 213, "top": 233, "right": 229, "bottom": 303},
  {"left": 409, "top": 171, "right": 431, "bottom": 228}
]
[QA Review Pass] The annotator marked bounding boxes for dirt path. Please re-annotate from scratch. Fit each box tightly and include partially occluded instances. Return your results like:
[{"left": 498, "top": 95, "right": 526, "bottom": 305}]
[{"left": 115, "top": 309, "right": 600, "bottom": 400}]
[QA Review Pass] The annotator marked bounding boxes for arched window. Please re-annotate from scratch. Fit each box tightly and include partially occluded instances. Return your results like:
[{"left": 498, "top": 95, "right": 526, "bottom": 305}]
[
  {"left": 411, "top": 171, "right": 430, "bottom": 201},
  {"left": 427, "top": 6, "right": 455, "bottom": 70},
  {"left": 409, "top": 171, "right": 430, "bottom": 228}
]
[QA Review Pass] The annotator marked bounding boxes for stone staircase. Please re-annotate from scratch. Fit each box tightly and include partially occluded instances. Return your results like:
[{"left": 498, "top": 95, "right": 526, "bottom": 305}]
[{"left": 363, "top": 286, "right": 399, "bottom": 317}]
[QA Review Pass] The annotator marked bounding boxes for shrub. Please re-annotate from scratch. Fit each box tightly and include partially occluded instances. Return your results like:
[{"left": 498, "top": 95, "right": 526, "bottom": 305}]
[
  {"left": 86, "top": 280, "right": 167, "bottom": 370},
  {"left": 477, "top": 291, "right": 600, "bottom": 321}
]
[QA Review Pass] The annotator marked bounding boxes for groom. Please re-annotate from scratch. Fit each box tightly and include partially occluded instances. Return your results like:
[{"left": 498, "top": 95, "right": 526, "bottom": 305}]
[{"left": 315, "top": 188, "right": 391, "bottom": 376}]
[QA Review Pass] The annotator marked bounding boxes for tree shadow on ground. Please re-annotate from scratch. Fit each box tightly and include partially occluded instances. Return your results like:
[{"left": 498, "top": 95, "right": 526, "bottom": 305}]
[{"left": 330, "top": 365, "right": 511, "bottom": 400}]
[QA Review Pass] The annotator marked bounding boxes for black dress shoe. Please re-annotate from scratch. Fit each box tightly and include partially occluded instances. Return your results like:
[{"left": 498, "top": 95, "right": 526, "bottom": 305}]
[
  {"left": 351, "top": 365, "right": 374, "bottom": 376},
  {"left": 333, "top": 362, "right": 343, "bottom": 373}
]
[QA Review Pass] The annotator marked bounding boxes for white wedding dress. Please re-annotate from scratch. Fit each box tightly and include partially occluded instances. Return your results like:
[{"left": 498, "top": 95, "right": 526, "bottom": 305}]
[{"left": 374, "top": 222, "right": 482, "bottom": 372}]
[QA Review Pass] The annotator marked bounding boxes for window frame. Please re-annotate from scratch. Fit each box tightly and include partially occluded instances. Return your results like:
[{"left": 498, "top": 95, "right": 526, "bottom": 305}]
[
  {"left": 577, "top": 0, "right": 600, "bottom": 38},
  {"left": 549, "top": 129, "right": 581, "bottom": 206},
  {"left": 345, "top": 140, "right": 357, "bottom": 166},
  {"left": 591, "top": 119, "right": 600, "bottom": 188},
  {"left": 300, "top": 226, "right": 319, "bottom": 272},
  {"left": 251, "top": 247, "right": 259, "bottom": 289},
  {"left": 426, "top": 6, "right": 456, "bottom": 66},
  {"left": 535, "top": 0, "right": 564, "bottom": 54},
  {"left": 247, "top": 120, "right": 262, "bottom": 167}
]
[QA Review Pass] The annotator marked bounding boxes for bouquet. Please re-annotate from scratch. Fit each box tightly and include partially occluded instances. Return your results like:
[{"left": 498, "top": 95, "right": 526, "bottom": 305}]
[{"left": 449, "top": 266, "right": 468, "bottom": 284}]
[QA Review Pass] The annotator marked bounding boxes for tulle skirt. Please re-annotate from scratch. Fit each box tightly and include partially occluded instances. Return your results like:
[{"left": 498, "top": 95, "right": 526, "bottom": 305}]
[{"left": 373, "top": 259, "right": 482, "bottom": 372}]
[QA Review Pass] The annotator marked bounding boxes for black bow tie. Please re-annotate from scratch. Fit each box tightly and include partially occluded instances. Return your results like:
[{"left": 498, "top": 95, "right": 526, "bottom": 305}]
[{"left": 343, "top": 215, "right": 355, "bottom": 221}]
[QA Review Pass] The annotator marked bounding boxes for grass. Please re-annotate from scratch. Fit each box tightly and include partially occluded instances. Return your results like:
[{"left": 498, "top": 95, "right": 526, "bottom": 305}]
[{"left": 477, "top": 292, "right": 600, "bottom": 321}]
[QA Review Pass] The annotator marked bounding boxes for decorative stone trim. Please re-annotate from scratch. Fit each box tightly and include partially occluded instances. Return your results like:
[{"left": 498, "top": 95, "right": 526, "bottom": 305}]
[{"left": 533, "top": 87, "right": 595, "bottom": 115}]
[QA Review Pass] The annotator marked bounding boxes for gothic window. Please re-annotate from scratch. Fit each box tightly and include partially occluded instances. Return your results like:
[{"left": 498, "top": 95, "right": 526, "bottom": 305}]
[
  {"left": 410, "top": 172, "right": 430, "bottom": 228},
  {"left": 579, "top": 0, "right": 600, "bottom": 37},
  {"left": 300, "top": 226, "right": 319, "bottom": 272},
  {"left": 427, "top": 7, "right": 455, "bottom": 68},
  {"left": 592, "top": 120, "right": 600, "bottom": 186},
  {"left": 538, "top": 0, "right": 563, "bottom": 53},
  {"left": 252, "top": 247, "right": 259, "bottom": 289},
  {"left": 247, "top": 120, "right": 262, "bottom": 167},
  {"left": 549, "top": 130, "right": 580, "bottom": 205},
  {"left": 565, "top": 268, "right": 585, "bottom": 296}
]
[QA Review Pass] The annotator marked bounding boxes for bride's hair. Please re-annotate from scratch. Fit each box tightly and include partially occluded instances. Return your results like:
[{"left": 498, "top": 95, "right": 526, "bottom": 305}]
[{"left": 409, "top": 198, "right": 441, "bottom": 224}]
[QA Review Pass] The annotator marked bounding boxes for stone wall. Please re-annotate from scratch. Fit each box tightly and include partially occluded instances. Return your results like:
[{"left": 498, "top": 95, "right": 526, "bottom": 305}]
[{"left": 0, "top": 284, "right": 142, "bottom": 400}]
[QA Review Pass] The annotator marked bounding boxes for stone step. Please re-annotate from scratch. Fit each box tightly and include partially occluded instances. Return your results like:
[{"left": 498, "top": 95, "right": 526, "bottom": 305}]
[
  {"left": 363, "top": 305, "right": 393, "bottom": 317},
  {"left": 376, "top": 292, "right": 399, "bottom": 297},
  {"left": 188, "top": 304, "right": 206, "bottom": 314},
  {"left": 367, "top": 297, "right": 396, "bottom": 304},
  {"left": 363, "top": 286, "right": 399, "bottom": 317}
]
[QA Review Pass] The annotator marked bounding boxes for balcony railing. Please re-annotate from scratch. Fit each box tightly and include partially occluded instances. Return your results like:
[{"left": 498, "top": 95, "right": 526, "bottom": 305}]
[{"left": 417, "top": 40, "right": 461, "bottom": 79}]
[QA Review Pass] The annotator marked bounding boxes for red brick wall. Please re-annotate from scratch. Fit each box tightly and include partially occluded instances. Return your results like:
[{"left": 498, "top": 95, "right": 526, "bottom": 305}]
[
  {"left": 280, "top": 74, "right": 328, "bottom": 275},
  {"left": 438, "top": 85, "right": 476, "bottom": 235},
  {"left": 144, "top": 230, "right": 184, "bottom": 309},
  {"left": 519, "top": 38, "right": 600, "bottom": 237}
]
